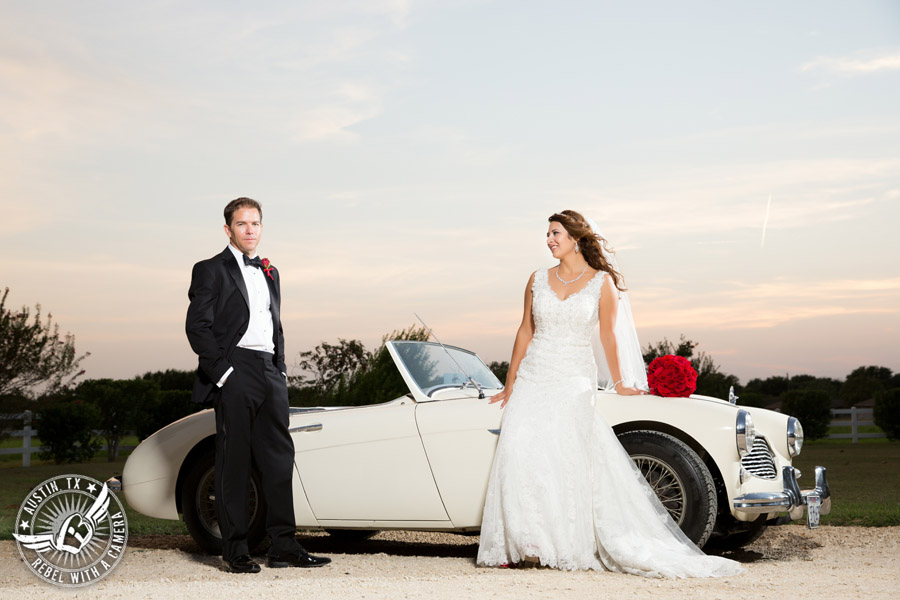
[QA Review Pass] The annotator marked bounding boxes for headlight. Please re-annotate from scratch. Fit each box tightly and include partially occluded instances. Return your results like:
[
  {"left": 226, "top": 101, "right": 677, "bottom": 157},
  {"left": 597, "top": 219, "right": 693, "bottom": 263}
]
[
  {"left": 736, "top": 410, "right": 756, "bottom": 457},
  {"left": 787, "top": 417, "right": 804, "bottom": 457}
]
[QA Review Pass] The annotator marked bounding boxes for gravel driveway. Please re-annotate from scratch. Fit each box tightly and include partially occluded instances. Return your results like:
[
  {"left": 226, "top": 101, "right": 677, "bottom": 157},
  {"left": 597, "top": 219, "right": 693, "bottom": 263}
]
[{"left": 2, "top": 526, "right": 898, "bottom": 599}]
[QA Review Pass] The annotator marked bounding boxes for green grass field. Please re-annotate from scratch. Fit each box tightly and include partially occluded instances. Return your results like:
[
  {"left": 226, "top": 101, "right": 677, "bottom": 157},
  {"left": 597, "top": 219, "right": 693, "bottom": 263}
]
[
  {"left": 1, "top": 439, "right": 896, "bottom": 542},
  {"left": 792, "top": 438, "right": 900, "bottom": 527},
  {"left": 0, "top": 455, "right": 188, "bottom": 540}
]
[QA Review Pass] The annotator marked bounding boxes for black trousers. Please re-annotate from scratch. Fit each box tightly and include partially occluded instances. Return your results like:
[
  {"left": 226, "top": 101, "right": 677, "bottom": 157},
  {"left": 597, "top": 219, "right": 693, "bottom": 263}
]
[{"left": 214, "top": 347, "right": 300, "bottom": 560}]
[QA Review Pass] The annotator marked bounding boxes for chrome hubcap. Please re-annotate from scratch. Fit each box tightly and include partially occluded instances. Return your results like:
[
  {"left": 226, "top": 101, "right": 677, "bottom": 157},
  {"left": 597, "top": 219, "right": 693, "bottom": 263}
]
[{"left": 630, "top": 454, "right": 686, "bottom": 525}]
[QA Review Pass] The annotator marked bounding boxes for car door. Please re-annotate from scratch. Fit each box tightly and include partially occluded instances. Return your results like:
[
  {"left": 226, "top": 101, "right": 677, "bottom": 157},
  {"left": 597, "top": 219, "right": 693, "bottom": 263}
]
[
  {"left": 290, "top": 400, "right": 449, "bottom": 524},
  {"left": 385, "top": 340, "right": 504, "bottom": 528},
  {"left": 414, "top": 397, "right": 502, "bottom": 528}
]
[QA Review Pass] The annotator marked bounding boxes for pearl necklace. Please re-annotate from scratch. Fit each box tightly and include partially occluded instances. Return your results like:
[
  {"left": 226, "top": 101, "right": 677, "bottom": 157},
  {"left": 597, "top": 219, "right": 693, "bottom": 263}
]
[{"left": 555, "top": 264, "right": 588, "bottom": 286}]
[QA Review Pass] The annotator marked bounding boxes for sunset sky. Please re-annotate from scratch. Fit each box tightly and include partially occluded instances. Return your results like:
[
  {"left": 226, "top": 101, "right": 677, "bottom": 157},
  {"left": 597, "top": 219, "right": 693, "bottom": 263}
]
[{"left": 2, "top": 1, "right": 898, "bottom": 386}]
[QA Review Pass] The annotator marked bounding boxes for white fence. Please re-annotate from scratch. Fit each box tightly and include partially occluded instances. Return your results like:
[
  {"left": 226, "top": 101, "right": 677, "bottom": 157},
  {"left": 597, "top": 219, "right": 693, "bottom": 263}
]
[
  {"left": 0, "top": 411, "right": 135, "bottom": 467},
  {"left": 0, "top": 411, "right": 40, "bottom": 466},
  {"left": 828, "top": 407, "right": 884, "bottom": 443}
]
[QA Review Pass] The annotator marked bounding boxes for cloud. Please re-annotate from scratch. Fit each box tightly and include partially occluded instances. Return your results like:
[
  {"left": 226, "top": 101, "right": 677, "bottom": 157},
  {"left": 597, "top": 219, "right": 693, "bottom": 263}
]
[
  {"left": 291, "top": 103, "right": 382, "bottom": 142},
  {"left": 727, "top": 278, "right": 900, "bottom": 300},
  {"left": 401, "top": 125, "right": 515, "bottom": 166},
  {"left": 0, "top": 50, "right": 157, "bottom": 140},
  {"left": 287, "top": 81, "right": 384, "bottom": 141},
  {"left": 0, "top": 4, "right": 409, "bottom": 150},
  {"left": 760, "top": 193, "right": 772, "bottom": 248},
  {"left": 556, "top": 157, "right": 898, "bottom": 242},
  {"left": 278, "top": 26, "right": 383, "bottom": 70},
  {"left": 802, "top": 50, "right": 900, "bottom": 74},
  {"left": 635, "top": 277, "right": 900, "bottom": 330}
]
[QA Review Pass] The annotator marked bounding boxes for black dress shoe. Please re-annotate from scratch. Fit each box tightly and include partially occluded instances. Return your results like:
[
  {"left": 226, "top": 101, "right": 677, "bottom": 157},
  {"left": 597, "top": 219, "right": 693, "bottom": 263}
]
[
  {"left": 223, "top": 554, "right": 261, "bottom": 574},
  {"left": 267, "top": 549, "right": 331, "bottom": 568}
]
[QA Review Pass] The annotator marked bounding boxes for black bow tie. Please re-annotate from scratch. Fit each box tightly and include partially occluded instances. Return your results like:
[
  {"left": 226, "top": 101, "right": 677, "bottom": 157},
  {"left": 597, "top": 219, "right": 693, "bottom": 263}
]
[{"left": 243, "top": 255, "right": 263, "bottom": 269}]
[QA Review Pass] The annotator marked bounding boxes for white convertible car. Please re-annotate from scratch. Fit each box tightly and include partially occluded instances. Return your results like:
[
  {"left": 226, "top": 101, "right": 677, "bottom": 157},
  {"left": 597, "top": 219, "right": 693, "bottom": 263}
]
[{"left": 118, "top": 341, "right": 831, "bottom": 554}]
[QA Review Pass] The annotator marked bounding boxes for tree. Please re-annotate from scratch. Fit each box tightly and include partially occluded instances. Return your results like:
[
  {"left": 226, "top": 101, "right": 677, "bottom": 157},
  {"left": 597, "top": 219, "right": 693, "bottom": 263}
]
[
  {"left": 294, "top": 339, "right": 371, "bottom": 397},
  {"left": 0, "top": 391, "right": 31, "bottom": 444},
  {"left": 780, "top": 390, "right": 831, "bottom": 441},
  {"left": 873, "top": 388, "right": 900, "bottom": 441},
  {"left": 735, "top": 391, "right": 769, "bottom": 409},
  {"left": 0, "top": 288, "right": 89, "bottom": 397},
  {"left": 488, "top": 361, "right": 509, "bottom": 384},
  {"left": 330, "top": 325, "right": 431, "bottom": 407},
  {"left": 743, "top": 375, "right": 791, "bottom": 399},
  {"left": 642, "top": 335, "right": 698, "bottom": 365},
  {"left": 642, "top": 335, "right": 740, "bottom": 399},
  {"left": 36, "top": 392, "right": 102, "bottom": 464},
  {"left": 890, "top": 372, "right": 900, "bottom": 391},
  {"left": 788, "top": 375, "right": 842, "bottom": 401},
  {"left": 140, "top": 368, "right": 195, "bottom": 391},
  {"left": 290, "top": 325, "right": 430, "bottom": 407},
  {"left": 76, "top": 378, "right": 158, "bottom": 461},
  {"left": 840, "top": 366, "right": 893, "bottom": 407},
  {"left": 133, "top": 389, "right": 196, "bottom": 440},
  {"left": 741, "top": 374, "right": 842, "bottom": 409}
]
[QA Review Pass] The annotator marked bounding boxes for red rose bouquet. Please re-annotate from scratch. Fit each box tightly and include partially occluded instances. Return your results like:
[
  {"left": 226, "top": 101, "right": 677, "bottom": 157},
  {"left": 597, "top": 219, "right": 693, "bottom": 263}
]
[{"left": 647, "top": 355, "right": 698, "bottom": 397}]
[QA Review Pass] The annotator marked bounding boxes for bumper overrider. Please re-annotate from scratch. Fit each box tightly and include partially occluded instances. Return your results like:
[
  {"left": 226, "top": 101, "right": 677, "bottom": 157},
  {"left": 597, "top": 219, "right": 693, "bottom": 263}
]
[{"left": 732, "top": 465, "right": 832, "bottom": 528}]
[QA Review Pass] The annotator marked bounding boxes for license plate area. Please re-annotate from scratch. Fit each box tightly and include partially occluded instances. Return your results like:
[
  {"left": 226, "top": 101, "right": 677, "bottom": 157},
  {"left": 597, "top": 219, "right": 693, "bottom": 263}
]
[{"left": 806, "top": 494, "right": 821, "bottom": 529}]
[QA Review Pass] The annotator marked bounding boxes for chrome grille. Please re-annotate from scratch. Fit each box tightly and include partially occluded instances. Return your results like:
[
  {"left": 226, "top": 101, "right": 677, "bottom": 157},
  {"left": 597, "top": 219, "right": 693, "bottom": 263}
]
[{"left": 741, "top": 436, "right": 777, "bottom": 479}]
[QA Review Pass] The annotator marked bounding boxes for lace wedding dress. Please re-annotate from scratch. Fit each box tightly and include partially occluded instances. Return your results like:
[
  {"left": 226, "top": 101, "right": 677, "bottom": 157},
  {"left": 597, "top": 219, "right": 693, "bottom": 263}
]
[{"left": 476, "top": 268, "right": 743, "bottom": 578}]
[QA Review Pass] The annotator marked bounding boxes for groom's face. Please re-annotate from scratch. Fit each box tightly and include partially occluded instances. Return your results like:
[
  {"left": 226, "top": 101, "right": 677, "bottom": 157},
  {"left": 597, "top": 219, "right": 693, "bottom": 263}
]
[{"left": 225, "top": 207, "right": 263, "bottom": 256}]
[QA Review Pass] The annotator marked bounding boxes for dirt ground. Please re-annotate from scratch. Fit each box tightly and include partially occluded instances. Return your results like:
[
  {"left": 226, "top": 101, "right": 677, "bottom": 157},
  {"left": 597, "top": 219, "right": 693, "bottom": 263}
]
[{"left": 1, "top": 526, "right": 898, "bottom": 599}]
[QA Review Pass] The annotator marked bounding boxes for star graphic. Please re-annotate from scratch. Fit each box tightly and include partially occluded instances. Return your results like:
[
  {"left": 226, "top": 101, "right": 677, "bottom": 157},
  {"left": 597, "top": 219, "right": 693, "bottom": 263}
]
[
  {"left": 19, "top": 520, "right": 29, "bottom": 531},
  {"left": 87, "top": 483, "right": 98, "bottom": 493}
]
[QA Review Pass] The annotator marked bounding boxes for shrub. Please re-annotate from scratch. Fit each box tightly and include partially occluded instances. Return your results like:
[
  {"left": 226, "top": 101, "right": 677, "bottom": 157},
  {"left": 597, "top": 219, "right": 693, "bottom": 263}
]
[
  {"left": 840, "top": 365, "right": 893, "bottom": 407},
  {"left": 331, "top": 346, "right": 409, "bottom": 406},
  {"left": 695, "top": 370, "right": 741, "bottom": 399},
  {"left": 36, "top": 398, "right": 102, "bottom": 463},
  {"left": 736, "top": 391, "right": 769, "bottom": 409},
  {"left": 780, "top": 389, "right": 831, "bottom": 441},
  {"left": 134, "top": 389, "right": 196, "bottom": 440},
  {"left": 874, "top": 388, "right": 900, "bottom": 441},
  {"left": 0, "top": 392, "right": 31, "bottom": 444}
]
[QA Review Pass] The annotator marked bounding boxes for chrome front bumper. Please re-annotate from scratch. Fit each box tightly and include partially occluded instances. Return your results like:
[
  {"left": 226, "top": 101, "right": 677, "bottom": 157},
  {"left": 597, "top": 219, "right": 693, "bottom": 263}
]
[{"left": 732, "top": 465, "right": 831, "bottom": 526}]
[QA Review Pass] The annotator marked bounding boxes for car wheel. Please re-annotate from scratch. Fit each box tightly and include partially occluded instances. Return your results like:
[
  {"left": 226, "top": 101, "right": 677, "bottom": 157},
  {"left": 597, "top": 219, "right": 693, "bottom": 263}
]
[
  {"left": 617, "top": 430, "right": 717, "bottom": 548},
  {"left": 706, "top": 514, "right": 768, "bottom": 550},
  {"left": 181, "top": 449, "right": 268, "bottom": 555},
  {"left": 324, "top": 529, "right": 379, "bottom": 543}
]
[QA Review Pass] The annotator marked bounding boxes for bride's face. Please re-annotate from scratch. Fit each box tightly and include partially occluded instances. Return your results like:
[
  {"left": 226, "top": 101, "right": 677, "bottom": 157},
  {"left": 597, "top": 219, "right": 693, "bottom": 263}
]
[{"left": 546, "top": 222, "right": 576, "bottom": 259}]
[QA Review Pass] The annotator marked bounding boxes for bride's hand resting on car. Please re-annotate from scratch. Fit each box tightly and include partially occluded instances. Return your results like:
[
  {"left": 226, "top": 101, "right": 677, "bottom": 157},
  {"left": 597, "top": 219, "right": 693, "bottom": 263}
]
[
  {"left": 489, "top": 387, "right": 512, "bottom": 408},
  {"left": 615, "top": 383, "right": 647, "bottom": 396}
]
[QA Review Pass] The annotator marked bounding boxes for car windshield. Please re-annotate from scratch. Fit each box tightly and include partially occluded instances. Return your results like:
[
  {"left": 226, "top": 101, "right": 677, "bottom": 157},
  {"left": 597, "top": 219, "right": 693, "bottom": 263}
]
[{"left": 391, "top": 341, "right": 502, "bottom": 395}]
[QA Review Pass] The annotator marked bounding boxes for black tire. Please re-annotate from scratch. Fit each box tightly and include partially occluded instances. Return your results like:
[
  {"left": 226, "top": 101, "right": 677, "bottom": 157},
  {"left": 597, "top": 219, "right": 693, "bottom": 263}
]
[
  {"left": 181, "top": 449, "right": 268, "bottom": 555},
  {"left": 706, "top": 514, "right": 768, "bottom": 551},
  {"left": 324, "top": 529, "right": 379, "bottom": 543},
  {"left": 617, "top": 430, "right": 717, "bottom": 548}
]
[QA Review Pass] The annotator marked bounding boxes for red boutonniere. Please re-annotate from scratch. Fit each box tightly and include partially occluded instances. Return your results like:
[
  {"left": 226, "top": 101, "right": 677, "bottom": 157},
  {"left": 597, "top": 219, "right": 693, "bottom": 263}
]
[
  {"left": 261, "top": 258, "right": 275, "bottom": 281},
  {"left": 647, "top": 355, "right": 698, "bottom": 398}
]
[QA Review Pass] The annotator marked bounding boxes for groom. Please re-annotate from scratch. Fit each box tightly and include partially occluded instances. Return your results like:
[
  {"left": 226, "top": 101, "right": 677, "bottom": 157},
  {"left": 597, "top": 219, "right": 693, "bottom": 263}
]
[{"left": 186, "top": 198, "right": 330, "bottom": 573}]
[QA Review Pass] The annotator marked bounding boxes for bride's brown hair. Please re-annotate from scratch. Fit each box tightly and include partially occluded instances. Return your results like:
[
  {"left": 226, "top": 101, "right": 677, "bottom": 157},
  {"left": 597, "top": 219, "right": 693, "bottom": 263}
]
[{"left": 549, "top": 210, "right": 626, "bottom": 292}]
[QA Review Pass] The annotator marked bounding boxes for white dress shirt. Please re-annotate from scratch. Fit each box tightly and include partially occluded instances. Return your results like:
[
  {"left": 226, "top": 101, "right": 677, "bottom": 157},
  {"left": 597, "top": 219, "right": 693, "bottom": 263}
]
[
  {"left": 217, "top": 244, "right": 276, "bottom": 387},
  {"left": 227, "top": 244, "right": 275, "bottom": 354}
]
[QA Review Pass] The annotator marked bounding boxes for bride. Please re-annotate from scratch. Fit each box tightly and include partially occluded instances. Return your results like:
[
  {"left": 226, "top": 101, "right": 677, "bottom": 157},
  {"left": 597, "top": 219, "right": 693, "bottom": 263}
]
[{"left": 476, "top": 210, "right": 743, "bottom": 578}]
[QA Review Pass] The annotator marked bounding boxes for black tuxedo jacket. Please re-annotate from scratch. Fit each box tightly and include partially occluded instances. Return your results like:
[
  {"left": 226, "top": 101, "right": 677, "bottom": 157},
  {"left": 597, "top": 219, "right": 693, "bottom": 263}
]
[{"left": 186, "top": 247, "right": 286, "bottom": 404}]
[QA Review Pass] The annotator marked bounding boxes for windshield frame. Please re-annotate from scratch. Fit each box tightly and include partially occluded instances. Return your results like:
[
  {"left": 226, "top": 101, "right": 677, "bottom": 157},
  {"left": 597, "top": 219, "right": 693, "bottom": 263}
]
[{"left": 385, "top": 340, "right": 502, "bottom": 403}]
